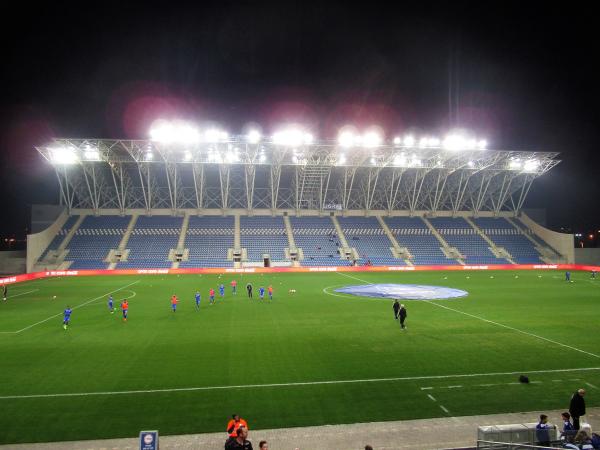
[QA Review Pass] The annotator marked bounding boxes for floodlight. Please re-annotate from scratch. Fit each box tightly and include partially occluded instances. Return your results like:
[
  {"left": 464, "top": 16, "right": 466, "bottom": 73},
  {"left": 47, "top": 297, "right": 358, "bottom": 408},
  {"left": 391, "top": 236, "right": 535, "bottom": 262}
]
[
  {"left": 403, "top": 135, "right": 415, "bottom": 147},
  {"left": 338, "top": 130, "right": 356, "bottom": 148},
  {"left": 49, "top": 147, "right": 78, "bottom": 165},
  {"left": 478, "top": 139, "right": 487, "bottom": 150},
  {"left": 362, "top": 131, "right": 382, "bottom": 148},
  {"left": 523, "top": 159, "right": 539, "bottom": 171},
  {"left": 394, "top": 153, "right": 407, "bottom": 166},
  {"left": 272, "top": 127, "right": 313, "bottom": 146},
  {"left": 184, "top": 151, "right": 192, "bottom": 161},
  {"left": 259, "top": 153, "right": 267, "bottom": 163},
  {"left": 419, "top": 137, "right": 429, "bottom": 148},
  {"left": 393, "top": 137, "right": 401, "bottom": 145},
  {"left": 468, "top": 160, "right": 474, "bottom": 167},
  {"left": 428, "top": 137, "right": 441, "bottom": 147},
  {"left": 144, "top": 152, "right": 154, "bottom": 161},
  {"left": 204, "top": 128, "right": 228, "bottom": 143},
  {"left": 246, "top": 129, "right": 261, "bottom": 144},
  {"left": 337, "top": 154, "right": 347, "bottom": 165},
  {"left": 443, "top": 134, "right": 467, "bottom": 151},
  {"left": 370, "top": 157, "right": 377, "bottom": 165},
  {"left": 84, "top": 150, "right": 100, "bottom": 161},
  {"left": 509, "top": 159, "right": 521, "bottom": 169}
]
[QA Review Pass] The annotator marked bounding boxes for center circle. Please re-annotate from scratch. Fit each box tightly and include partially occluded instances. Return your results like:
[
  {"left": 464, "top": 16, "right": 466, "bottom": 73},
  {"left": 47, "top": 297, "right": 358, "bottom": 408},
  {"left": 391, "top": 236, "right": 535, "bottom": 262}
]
[{"left": 334, "top": 284, "right": 468, "bottom": 300}]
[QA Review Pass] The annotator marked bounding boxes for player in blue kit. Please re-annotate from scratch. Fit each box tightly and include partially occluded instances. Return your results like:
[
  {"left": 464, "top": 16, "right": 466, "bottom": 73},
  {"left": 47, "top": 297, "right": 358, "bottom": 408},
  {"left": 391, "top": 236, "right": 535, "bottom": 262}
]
[
  {"left": 565, "top": 271, "right": 571, "bottom": 282},
  {"left": 108, "top": 295, "right": 114, "bottom": 313},
  {"left": 195, "top": 291, "right": 201, "bottom": 310},
  {"left": 219, "top": 284, "right": 225, "bottom": 298},
  {"left": 259, "top": 286, "right": 265, "bottom": 301},
  {"left": 63, "top": 306, "right": 72, "bottom": 330}
]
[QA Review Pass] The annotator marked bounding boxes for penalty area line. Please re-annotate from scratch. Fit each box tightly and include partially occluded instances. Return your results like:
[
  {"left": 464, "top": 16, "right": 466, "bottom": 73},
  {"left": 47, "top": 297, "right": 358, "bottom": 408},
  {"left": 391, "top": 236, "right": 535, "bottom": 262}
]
[{"left": 1, "top": 366, "right": 599, "bottom": 400}]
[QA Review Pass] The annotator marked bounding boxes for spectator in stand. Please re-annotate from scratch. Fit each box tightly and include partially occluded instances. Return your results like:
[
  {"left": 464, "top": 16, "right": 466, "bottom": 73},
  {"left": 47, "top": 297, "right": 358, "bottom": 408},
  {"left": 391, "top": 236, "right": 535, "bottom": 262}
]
[
  {"left": 258, "top": 441, "right": 268, "bottom": 449},
  {"left": 569, "top": 388, "right": 586, "bottom": 430},
  {"left": 225, "top": 425, "right": 253, "bottom": 450},
  {"left": 561, "top": 411, "right": 576, "bottom": 442},
  {"left": 535, "top": 414, "right": 552, "bottom": 447},
  {"left": 226, "top": 414, "right": 248, "bottom": 438}
]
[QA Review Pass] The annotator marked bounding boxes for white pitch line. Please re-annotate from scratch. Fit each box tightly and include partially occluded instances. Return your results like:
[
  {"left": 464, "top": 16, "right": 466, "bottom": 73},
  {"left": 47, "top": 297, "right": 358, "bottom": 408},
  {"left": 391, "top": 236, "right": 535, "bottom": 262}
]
[
  {"left": 446, "top": 385, "right": 462, "bottom": 389},
  {"left": 5, "top": 289, "right": 39, "bottom": 299},
  {"left": 439, "top": 405, "right": 450, "bottom": 414},
  {"left": 420, "top": 387, "right": 433, "bottom": 390},
  {"left": 1, "top": 366, "right": 599, "bottom": 400},
  {"left": 423, "top": 300, "right": 600, "bottom": 360},
  {"left": 586, "top": 382, "right": 599, "bottom": 389},
  {"left": 7, "top": 280, "right": 140, "bottom": 334},
  {"left": 427, "top": 394, "right": 437, "bottom": 401}
]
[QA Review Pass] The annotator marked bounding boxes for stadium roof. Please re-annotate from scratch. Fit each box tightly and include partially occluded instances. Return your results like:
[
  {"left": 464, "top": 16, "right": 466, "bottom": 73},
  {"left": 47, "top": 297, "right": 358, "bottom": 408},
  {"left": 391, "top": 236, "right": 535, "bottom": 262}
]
[{"left": 36, "top": 137, "right": 560, "bottom": 214}]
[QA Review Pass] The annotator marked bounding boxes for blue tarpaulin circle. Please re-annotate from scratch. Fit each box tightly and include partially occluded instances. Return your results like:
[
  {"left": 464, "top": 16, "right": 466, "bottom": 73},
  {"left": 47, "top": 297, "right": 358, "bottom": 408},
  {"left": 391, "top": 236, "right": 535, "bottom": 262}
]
[{"left": 334, "top": 284, "right": 468, "bottom": 300}]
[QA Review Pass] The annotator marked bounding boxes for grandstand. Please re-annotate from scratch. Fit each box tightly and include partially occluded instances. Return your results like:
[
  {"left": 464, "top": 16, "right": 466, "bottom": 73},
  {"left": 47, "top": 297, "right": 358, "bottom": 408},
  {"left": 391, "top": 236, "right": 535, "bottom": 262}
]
[{"left": 28, "top": 134, "right": 570, "bottom": 271}]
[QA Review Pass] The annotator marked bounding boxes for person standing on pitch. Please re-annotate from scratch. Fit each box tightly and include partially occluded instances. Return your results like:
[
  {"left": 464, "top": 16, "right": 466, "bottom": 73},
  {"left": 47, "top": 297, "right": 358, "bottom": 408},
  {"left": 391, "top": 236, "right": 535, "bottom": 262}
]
[
  {"left": 569, "top": 388, "right": 586, "bottom": 430},
  {"left": 195, "top": 291, "right": 201, "bottom": 310},
  {"left": 268, "top": 285, "right": 273, "bottom": 301},
  {"left": 2, "top": 284, "right": 7, "bottom": 301},
  {"left": 108, "top": 295, "right": 114, "bottom": 313},
  {"left": 121, "top": 299, "right": 129, "bottom": 322},
  {"left": 566, "top": 271, "right": 571, "bottom": 282},
  {"left": 209, "top": 288, "right": 216, "bottom": 305},
  {"left": 399, "top": 303, "right": 407, "bottom": 329},
  {"left": 62, "top": 306, "right": 72, "bottom": 330},
  {"left": 393, "top": 299, "right": 400, "bottom": 320},
  {"left": 231, "top": 279, "right": 237, "bottom": 295},
  {"left": 171, "top": 294, "right": 178, "bottom": 312},
  {"left": 246, "top": 282, "right": 253, "bottom": 299}
]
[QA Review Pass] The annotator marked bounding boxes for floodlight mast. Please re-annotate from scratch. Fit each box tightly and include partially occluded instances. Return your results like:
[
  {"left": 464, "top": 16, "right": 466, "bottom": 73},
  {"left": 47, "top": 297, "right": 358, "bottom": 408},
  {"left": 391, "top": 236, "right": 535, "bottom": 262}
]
[{"left": 35, "top": 135, "right": 560, "bottom": 216}]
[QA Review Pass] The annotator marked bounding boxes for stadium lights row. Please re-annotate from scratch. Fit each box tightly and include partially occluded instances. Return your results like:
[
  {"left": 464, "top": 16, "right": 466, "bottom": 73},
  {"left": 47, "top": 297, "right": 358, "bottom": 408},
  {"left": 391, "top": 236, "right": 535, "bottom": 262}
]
[{"left": 147, "top": 120, "right": 488, "bottom": 151}]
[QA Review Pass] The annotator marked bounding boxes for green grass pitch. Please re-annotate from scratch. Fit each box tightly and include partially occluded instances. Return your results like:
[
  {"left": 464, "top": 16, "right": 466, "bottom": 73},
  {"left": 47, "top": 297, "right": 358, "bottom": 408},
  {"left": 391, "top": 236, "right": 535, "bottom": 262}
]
[{"left": 1, "top": 270, "right": 599, "bottom": 445}]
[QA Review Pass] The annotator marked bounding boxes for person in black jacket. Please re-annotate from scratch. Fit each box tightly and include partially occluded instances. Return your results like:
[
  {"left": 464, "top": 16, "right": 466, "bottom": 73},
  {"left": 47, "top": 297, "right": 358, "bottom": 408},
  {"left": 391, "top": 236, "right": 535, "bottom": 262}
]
[
  {"left": 246, "top": 283, "right": 253, "bottom": 299},
  {"left": 399, "top": 304, "right": 407, "bottom": 329},
  {"left": 393, "top": 299, "right": 400, "bottom": 320},
  {"left": 569, "top": 388, "right": 586, "bottom": 430},
  {"left": 225, "top": 426, "right": 253, "bottom": 450}
]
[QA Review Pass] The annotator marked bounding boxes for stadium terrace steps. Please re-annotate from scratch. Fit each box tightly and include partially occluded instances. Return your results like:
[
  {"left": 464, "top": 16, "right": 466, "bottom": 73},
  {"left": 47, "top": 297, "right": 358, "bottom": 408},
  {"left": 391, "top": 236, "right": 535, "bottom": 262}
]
[
  {"left": 421, "top": 217, "right": 464, "bottom": 264},
  {"left": 290, "top": 216, "right": 348, "bottom": 266},
  {"left": 330, "top": 216, "right": 350, "bottom": 248},
  {"left": 464, "top": 217, "right": 516, "bottom": 264},
  {"left": 57, "top": 215, "right": 86, "bottom": 251},
  {"left": 118, "top": 215, "right": 138, "bottom": 251},
  {"left": 512, "top": 217, "right": 563, "bottom": 261},
  {"left": 337, "top": 216, "right": 404, "bottom": 266},
  {"left": 428, "top": 217, "right": 510, "bottom": 265},
  {"left": 240, "top": 216, "right": 288, "bottom": 263},
  {"left": 180, "top": 215, "right": 234, "bottom": 268},
  {"left": 39, "top": 215, "right": 80, "bottom": 262},
  {"left": 376, "top": 216, "right": 413, "bottom": 265}
]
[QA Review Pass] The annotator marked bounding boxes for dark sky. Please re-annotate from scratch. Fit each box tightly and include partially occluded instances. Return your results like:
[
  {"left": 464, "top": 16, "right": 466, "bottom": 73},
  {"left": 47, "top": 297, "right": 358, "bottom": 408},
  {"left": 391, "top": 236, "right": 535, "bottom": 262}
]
[{"left": 1, "top": 2, "right": 599, "bottom": 242}]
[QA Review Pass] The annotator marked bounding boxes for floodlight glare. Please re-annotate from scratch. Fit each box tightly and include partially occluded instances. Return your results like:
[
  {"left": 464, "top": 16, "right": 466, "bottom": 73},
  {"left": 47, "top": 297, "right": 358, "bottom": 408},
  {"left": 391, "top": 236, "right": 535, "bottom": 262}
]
[
  {"left": 272, "top": 127, "right": 313, "bottom": 146},
  {"left": 393, "top": 137, "right": 401, "bottom": 145},
  {"left": 362, "top": 131, "right": 382, "bottom": 148},
  {"left": 419, "top": 137, "right": 429, "bottom": 148},
  {"left": 403, "top": 135, "right": 415, "bottom": 147},
  {"left": 468, "top": 160, "right": 474, "bottom": 167},
  {"left": 338, "top": 130, "right": 356, "bottom": 148},
  {"left": 246, "top": 129, "right": 262, "bottom": 144},
  {"left": 478, "top": 140, "right": 488, "bottom": 150},
  {"left": 144, "top": 152, "right": 154, "bottom": 161},
  {"left": 84, "top": 150, "right": 100, "bottom": 161},
  {"left": 428, "top": 137, "right": 441, "bottom": 147},
  {"left": 49, "top": 147, "right": 78, "bottom": 165},
  {"left": 184, "top": 151, "right": 192, "bottom": 161},
  {"left": 337, "top": 154, "right": 346, "bottom": 165},
  {"left": 523, "top": 159, "right": 539, "bottom": 171},
  {"left": 204, "top": 128, "right": 228, "bottom": 143},
  {"left": 443, "top": 134, "right": 467, "bottom": 151},
  {"left": 394, "top": 154, "right": 407, "bottom": 166}
]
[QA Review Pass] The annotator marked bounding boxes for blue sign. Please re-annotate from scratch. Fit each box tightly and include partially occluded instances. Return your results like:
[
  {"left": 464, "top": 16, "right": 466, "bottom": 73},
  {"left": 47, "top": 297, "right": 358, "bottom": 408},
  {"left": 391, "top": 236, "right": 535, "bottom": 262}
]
[{"left": 139, "top": 430, "right": 159, "bottom": 450}]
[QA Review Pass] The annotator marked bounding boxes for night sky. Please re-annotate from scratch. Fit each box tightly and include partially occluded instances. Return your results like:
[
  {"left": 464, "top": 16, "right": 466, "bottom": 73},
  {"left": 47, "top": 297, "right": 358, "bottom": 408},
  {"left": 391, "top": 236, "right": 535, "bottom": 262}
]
[{"left": 1, "top": 2, "right": 599, "bottom": 248}]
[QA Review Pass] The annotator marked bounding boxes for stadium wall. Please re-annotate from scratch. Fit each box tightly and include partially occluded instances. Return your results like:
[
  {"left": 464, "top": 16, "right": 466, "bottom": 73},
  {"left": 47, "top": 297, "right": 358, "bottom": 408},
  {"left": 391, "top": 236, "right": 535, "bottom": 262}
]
[
  {"left": 519, "top": 212, "right": 574, "bottom": 263},
  {"left": 575, "top": 248, "right": 600, "bottom": 265},
  {"left": 0, "top": 251, "right": 26, "bottom": 275},
  {"left": 26, "top": 209, "right": 68, "bottom": 273},
  {"left": 2, "top": 264, "right": 599, "bottom": 286}
]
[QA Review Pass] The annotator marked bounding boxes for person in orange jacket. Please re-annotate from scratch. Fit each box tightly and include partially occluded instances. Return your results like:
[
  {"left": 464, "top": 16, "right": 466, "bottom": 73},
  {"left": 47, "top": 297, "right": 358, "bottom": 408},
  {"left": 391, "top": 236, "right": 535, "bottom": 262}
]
[{"left": 226, "top": 414, "right": 248, "bottom": 438}]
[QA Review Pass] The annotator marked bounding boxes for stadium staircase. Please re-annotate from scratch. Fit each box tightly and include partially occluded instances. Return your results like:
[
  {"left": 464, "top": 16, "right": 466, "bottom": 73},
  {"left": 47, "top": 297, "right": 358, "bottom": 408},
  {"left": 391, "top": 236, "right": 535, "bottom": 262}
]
[
  {"left": 171, "top": 213, "right": 190, "bottom": 269},
  {"left": 283, "top": 215, "right": 301, "bottom": 267},
  {"left": 107, "top": 214, "right": 138, "bottom": 269},
  {"left": 338, "top": 216, "right": 404, "bottom": 266},
  {"left": 35, "top": 215, "right": 83, "bottom": 270},
  {"left": 421, "top": 216, "right": 465, "bottom": 264},
  {"left": 376, "top": 216, "right": 413, "bottom": 265},
  {"left": 464, "top": 217, "right": 516, "bottom": 264},
  {"left": 330, "top": 216, "right": 355, "bottom": 260},
  {"left": 505, "top": 217, "right": 558, "bottom": 263}
]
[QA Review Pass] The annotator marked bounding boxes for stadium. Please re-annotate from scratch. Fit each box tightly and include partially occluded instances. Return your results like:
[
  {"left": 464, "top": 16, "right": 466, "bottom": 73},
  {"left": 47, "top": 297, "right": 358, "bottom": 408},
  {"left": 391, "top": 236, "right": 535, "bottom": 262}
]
[
  {"left": 2, "top": 5, "right": 600, "bottom": 450},
  {"left": 1, "top": 122, "right": 599, "bottom": 449}
]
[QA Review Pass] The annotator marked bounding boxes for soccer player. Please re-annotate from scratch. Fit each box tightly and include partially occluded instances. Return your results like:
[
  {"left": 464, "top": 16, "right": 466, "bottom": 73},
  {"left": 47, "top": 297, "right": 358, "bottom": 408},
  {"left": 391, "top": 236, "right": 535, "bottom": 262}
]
[
  {"left": 195, "top": 291, "right": 201, "bottom": 310},
  {"left": 171, "top": 294, "right": 178, "bottom": 312},
  {"left": 2, "top": 284, "right": 7, "bottom": 301},
  {"left": 268, "top": 285, "right": 273, "bottom": 301},
  {"left": 63, "top": 306, "right": 72, "bottom": 330},
  {"left": 592, "top": 270, "right": 597, "bottom": 279},
  {"left": 121, "top": 299, "right": 129, "bottom": 321},
  {"left": 258, "top": 286, "right": 265, "bottom": 301},
  {"left": 209, "top": 288, "right": 215, "bottom": 305},
  {"left": 231, "top": 279, "right": 237, "bottom": 295},
  {"left": 108, "top": 295, "right": 114, "bottom": 313},
  {"left": 565, "top": 271, "right": 571, "bottom": 282},
  {"left": 219, "top": 284, "right": 225, "bottom": 299}
]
